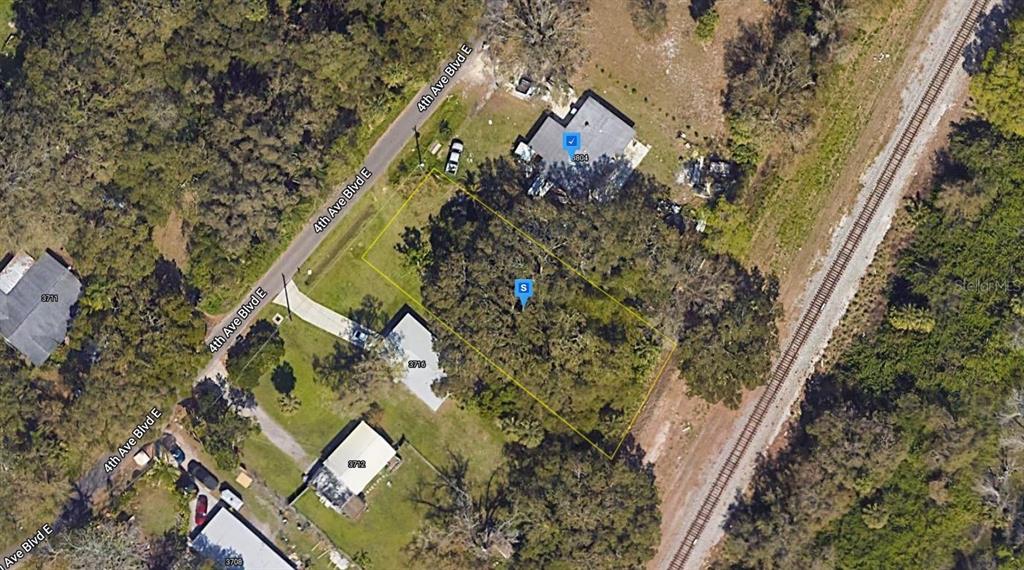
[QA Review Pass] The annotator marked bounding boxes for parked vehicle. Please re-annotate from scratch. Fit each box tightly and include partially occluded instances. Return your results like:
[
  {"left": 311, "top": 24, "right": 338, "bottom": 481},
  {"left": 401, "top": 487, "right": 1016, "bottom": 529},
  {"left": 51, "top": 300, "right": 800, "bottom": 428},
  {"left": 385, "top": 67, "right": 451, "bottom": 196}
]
[
  {"left": 195, "top": 494, "right": 209, "bottom": 526},
  {"left": 187, "top": 460, "right": 218, "bottom": 490},
  {"left": 351, "top": 325, "right": 370, "bottom": 348},
  {"left": 176, "top": 473, "right": 198, "bottom": 495},
  {"left": 445, "top": 139, "right": 464, "bottom": 175},
  {"left": 221, "top": 485, "right": 244, "bottom": 510},
  {"left": 159, "top": 433, "right": 186, "bottom": 465},
  {"left": 167, "top": 443, "right": 185, "bottom": 465}
]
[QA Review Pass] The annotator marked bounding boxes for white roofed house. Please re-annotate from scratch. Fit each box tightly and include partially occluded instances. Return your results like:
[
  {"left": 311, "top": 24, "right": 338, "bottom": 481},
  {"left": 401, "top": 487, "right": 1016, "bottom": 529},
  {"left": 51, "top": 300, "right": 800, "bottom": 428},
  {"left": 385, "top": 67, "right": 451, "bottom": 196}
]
[
  {"left": 383, "top": 305, "right": 448, "bottom": 412},
  {"left": 305, "top": 421, "right": 401, "bottom": 519},
  {"left": 191, "top": 503, "right": 296, "bottom": 569}
]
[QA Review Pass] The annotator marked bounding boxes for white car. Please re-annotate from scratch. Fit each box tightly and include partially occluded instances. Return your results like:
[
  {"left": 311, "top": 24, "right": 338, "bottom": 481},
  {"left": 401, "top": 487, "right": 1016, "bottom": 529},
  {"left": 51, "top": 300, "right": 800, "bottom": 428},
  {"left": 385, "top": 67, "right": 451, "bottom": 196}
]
[{"left": 445, "top": 139, "right": 464, "bottom": 175}]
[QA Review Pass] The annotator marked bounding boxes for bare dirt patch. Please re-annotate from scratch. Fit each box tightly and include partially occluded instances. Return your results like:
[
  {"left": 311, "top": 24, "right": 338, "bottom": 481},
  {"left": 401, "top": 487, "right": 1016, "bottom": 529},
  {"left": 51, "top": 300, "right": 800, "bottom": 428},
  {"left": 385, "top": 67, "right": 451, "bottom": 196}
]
[
  {"left": 635, "top": 368, "right": 753, "bottom": 569},
  {"left": 576, "top": 0, "right": 770, "bottom": 184},
  {"left": 152, "top": 208, "right": 189, "bottom": 268},
  {"left": 635, "top": 0, "right": 975, "bottom": 566}
]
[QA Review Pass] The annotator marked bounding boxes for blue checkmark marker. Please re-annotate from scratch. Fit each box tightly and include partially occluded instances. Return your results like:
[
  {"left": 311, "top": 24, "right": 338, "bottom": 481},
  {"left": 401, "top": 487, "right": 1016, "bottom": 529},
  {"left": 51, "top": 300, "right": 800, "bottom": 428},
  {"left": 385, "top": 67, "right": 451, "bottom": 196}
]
[{"left": 562, "top": 132, "right": 581, "bottom": 159}]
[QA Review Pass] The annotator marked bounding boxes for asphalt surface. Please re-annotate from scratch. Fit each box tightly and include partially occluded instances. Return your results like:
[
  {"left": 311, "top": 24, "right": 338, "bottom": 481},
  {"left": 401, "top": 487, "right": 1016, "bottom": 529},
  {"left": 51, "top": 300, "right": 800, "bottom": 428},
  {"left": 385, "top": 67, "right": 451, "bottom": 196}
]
[
  {"left": 3, "top": 40, "right": 482, "bottom": 564},
  {"left": 204, "top": 41, "right": 481, "bottom": 349}
]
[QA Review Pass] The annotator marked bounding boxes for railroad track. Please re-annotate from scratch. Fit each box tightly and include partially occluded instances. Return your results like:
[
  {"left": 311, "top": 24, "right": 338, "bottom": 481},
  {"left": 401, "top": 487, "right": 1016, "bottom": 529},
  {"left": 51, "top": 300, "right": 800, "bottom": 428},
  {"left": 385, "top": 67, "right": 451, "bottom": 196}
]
[{"left": 667, "top": 0, "right": 989, "bottom": 567}]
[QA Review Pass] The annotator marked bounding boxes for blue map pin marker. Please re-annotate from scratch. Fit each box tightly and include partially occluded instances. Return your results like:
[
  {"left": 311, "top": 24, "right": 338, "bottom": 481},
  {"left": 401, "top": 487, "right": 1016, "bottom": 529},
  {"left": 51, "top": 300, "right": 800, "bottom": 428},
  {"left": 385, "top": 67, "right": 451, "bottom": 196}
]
[
  {"left": 514, "top": 278, "right": 534, "bottom": 308},
  {"left": 562, "top": 132, "right": 581, "bottom": 159}
]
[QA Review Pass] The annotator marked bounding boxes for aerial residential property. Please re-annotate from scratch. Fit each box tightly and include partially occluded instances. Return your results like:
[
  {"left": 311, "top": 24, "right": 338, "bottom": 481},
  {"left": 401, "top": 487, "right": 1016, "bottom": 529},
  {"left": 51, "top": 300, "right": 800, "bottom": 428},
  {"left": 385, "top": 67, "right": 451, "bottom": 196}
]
[
  {"left": 191, "top": 503, "right": 296, "bottom": 569},
  {"left": 3, "top": 0, "right": 1013, "bottom": 567},
  {"left": 384, "top": 305, "right": 447, "bottom": 412},
  {"left": 305, "top": 421, "right": 401, "bottom": 518},
  {"left": 514, "top": 90, "right": 650, "bottom": 198},
  {"left": 0, "top": 251, "right": 82, "bottom": 365}
]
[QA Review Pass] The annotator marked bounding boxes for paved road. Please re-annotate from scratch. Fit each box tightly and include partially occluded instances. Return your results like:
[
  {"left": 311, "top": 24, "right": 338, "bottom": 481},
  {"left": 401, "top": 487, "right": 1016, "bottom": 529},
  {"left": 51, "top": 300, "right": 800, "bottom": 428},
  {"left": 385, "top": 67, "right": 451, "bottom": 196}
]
[
  {"left": 3, "top": 40, "right": 482, "bottom": 565},
  {"left": 205, "top": 40, "right": 481, "bottom": 349}
]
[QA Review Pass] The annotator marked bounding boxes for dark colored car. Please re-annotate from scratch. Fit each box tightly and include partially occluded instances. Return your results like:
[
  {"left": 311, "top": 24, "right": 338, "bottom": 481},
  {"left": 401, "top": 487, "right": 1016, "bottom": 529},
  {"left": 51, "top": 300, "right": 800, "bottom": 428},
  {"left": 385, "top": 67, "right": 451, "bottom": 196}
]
[
  {"left": 195, "top": 494, "right": 209, "bottom": 526},
  {"left": 176, "top": 473, "right": 198, "bottom": 495},
  {"left": 187, "top": 459, "right": 219, "bottom": 490}
]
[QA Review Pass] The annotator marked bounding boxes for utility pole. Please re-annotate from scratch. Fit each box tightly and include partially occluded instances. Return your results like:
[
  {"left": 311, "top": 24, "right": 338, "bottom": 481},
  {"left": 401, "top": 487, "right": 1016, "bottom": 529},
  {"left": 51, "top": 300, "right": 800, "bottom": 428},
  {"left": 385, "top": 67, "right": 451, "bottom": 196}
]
[
  {"left": 413, "top": 125, "right": 425, "bottom": 168},
  {"left": 281, "top": 274, "right": 292, "bottom": 320}
]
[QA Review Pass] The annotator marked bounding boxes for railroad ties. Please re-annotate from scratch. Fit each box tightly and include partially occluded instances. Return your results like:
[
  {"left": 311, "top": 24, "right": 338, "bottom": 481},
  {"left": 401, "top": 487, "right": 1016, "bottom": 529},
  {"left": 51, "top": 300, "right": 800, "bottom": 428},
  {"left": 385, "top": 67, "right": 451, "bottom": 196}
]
[{"left": 667, "top": 0, "right": 989, "bottom": 567}]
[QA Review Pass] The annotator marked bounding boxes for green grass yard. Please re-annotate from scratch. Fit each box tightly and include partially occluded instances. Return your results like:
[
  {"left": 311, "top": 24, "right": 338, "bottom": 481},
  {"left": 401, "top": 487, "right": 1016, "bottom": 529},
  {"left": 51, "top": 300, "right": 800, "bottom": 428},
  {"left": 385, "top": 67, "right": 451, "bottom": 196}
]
[
  {"left": 130, "top": 468, "right": 186, "bottom": 538},
  {"left": 252, "top": 319, "right": 506, "bottom": 479},
  {"left": 298, "top": 89, "right": 542, "bottom": 319},
  {"left": 240, "top": 315, "right": 506, "bottom": 565},
  {"left": 295, "top": 453, "right": 434, "bottom": 570},
  {"left": 360, "top": 178, "right": 456, "bottom": 305},
  {"left": 242, "top": 431, "right": 306, "bottom": 497},
  {"left": 0, "top": 0, "right": 12, "bottom": 36},
  {"left": 453, "top": 89, "right": 546, "bottom": 169}
]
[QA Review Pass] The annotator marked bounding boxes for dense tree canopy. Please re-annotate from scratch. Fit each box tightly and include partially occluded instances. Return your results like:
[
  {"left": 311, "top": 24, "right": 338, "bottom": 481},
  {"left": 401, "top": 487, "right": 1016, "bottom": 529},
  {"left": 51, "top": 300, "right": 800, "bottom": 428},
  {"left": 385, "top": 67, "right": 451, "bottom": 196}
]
[
  {"left": 227, "top": 319, "right": 284, "bottom": 389},
  {"left": 186, "top": 380, "right": 257, "bottom": 470},
  {"left": 509, "top": 436, "right": 660, "bottom": 568},
  {"left": 1, "top": 0, "right": 478, "bottom": 310},
  {"left": 485, "top": 0, "right": 589, "bottom": 86},
  {"left": 0, "top": 0, "right": 476, "bottom": 545},
  {"left": 416, "top": 160, "right": 777, "bottom": 450},
  {"left": 971, "top": 16, "right": 1024, "bottom": 139},
  {"left": 40, "top": 520, "right": 148, "bottom": 570},
  {"left": 713, "top": 23, "right": 1024, "bottom": 564}
]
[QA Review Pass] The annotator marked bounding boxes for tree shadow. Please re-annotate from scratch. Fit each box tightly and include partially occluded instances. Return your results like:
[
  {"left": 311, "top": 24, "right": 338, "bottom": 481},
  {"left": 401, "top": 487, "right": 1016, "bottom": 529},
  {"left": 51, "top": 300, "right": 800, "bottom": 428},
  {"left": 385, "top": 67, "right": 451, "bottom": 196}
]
[{"left": 963, "top": 0, "right": 1024, "bottom": 75}]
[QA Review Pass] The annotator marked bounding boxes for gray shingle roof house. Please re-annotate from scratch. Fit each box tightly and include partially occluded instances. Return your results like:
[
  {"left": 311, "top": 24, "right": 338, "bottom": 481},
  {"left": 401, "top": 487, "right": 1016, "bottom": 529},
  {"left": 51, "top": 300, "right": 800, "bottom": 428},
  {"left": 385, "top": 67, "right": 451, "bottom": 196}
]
[
  {"left": 514, "top": 91, "right": 650, "bottom": 198},
  {"left": 0, "top": 251, "right": 82, "bottom": 365}
]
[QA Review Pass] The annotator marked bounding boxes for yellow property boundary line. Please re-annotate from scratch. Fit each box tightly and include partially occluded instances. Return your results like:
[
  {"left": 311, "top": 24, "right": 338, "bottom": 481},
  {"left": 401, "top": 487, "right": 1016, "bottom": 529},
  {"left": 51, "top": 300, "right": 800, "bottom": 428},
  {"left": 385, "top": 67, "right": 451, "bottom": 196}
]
[{"left": 360, "top": 169, "right": 677, "bottom": 459}]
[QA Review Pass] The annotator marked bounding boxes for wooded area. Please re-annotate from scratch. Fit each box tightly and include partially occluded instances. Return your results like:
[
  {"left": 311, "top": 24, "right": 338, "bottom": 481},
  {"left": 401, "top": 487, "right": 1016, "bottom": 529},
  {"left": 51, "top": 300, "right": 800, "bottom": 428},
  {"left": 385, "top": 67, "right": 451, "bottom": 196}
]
[
  {"left": 411, "top": 435, "right": 661, "bottom": 569},
  {"left": 714, "top": 12, "right": 1024, "bottom": 567},
  {"left": 410, "top": 160, "right": 777, "bottom": 449},
  {"left": 0, "top": 0, "right": 474, "bottom": 547}
]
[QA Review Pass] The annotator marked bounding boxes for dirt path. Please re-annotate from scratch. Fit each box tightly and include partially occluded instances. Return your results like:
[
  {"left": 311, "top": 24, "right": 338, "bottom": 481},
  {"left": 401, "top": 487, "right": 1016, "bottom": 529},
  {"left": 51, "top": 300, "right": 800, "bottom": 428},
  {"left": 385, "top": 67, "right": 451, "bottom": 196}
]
[
  {"left": 248, "top": 405, "right": 312, "bottom": 468},
  {"left": 642, "top": 0, "right": 994, "bottom": 567}
]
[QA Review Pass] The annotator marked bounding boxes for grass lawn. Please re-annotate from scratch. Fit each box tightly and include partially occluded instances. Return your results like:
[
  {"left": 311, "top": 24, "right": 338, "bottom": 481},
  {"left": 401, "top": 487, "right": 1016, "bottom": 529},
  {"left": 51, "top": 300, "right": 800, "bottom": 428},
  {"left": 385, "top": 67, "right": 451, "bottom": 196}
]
[
  {"left": 241, "top": 316, "right": 506, "bottom": 562},
  {"left": 361, "top": 177, "right": 457, "bottom": 305},
  {"left": 238, "top": 434, "right": 340, "bottom": 570},
  {"left": 295, "top": 453, "right": 434, "bottom": 570},
  {"left": 296, "top": 169, "right": 439, "bottom": 320},
  {"left": 0, "top": 0, "right": 12, "bottom": 35},
  {"left": 299, "top": 88, "right": 544, "bottom": 320},
  {"left": 252, "top": 319, "right": 507, "bottom": 480},
  {"left": 131, "top": 470, "right": 186, "bottom": 538},
  {"left": 242, "top": 431, "right": 305, "bottom": 498},
  {"left": 704, "top": 0, "right": 932, "bottom": 273},
  {"left": 453, "top": 89, "right": 546, "bottom": 169},
  {"left": 252, "top": 318, "right": 352, "bottom": 455}
]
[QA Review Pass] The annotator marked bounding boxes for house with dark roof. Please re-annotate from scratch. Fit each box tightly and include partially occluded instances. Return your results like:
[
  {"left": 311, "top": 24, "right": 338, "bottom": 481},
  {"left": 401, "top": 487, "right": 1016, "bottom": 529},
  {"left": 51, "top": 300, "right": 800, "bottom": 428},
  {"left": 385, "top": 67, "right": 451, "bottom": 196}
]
[
  {"left": 0, "top": 251, "right": 82, "bottom": 365},
  {"left": 513, "top": 91, "right": 650, "bottom": 199}
]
